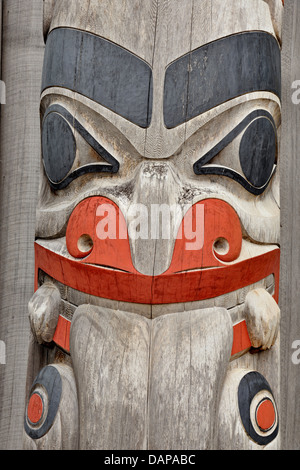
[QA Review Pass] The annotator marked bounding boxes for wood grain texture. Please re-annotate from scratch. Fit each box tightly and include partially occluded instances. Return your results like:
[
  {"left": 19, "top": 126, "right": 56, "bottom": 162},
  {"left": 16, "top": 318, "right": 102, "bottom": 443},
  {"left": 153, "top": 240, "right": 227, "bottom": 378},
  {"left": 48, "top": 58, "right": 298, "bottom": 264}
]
[
  {"left": 0, "top": 0, "right": 44, "bottom": 450},
  {"left": 53, "top": 313, "right": 251, "bottom": 360},
  {"left": 70, "top": 305, "right": 150, "bottom": 450},
  {"left": 148, "top": 308, "right": 233, "bottom": 450},
  {"left": 70, "top": 305, "right": 233, "bottom": 450},
  {"left": 280, "top": 0, "right": 300, "bottom": 450}
]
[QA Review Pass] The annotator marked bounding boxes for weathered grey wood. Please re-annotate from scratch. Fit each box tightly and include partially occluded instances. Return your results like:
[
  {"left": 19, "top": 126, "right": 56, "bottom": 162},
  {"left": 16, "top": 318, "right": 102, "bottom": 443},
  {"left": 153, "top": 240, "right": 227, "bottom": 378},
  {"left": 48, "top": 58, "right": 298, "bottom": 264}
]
[
  {"left": 245, "top": 288, "right": 280, "bottom": 350},
  {"left": 0, "top": 1, "right": 2, "bottom": 104},
  {"left": 129, "top": 161, "right": 182, "bottom": 275},
  {"left": 70, "top": 305, "right": 150, "bottom": 450},
  {"left": 280, "top": 0, "right": 300, "bottom": 451},
  {"left": 148, "top": 308, "right": 233, "bottom": 450},
  {"left": 28, "top": 282, "right": 61, "bottom": 344},
  {"left": 0, "top": 0, "right": 44, "bottom": 450},
  {"left": 70, "top": 305, "right": 233, "bottom": 450}
]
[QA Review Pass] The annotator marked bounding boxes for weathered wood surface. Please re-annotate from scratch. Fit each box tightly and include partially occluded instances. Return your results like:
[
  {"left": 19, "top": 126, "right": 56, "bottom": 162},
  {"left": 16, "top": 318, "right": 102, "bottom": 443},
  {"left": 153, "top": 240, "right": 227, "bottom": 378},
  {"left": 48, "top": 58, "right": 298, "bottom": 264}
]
[
  {"left": 0, "top": 0, "right": 44, "bottom": 450},
  {"left": 280, "top": 0, "right": 300, "bottom": 451},
  {"left": 148, "top": 308, "right": 233, "bottom": 450}
]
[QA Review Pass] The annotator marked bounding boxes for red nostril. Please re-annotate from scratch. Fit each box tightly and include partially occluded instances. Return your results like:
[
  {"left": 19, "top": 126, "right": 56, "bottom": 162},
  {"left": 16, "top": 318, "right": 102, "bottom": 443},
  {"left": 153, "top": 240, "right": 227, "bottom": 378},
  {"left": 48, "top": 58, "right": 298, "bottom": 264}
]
[
  {"left": 77, "top": 234, "right": 94, "bottom": 255},
  {"left": 213, "top": 237, "right": 230, "bottom": 257}
]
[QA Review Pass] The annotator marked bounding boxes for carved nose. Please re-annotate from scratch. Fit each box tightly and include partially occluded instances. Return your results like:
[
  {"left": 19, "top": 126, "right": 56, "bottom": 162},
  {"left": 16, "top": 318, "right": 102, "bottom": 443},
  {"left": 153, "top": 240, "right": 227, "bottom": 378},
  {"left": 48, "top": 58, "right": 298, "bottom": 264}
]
[
  {"left": 127, "top": 162, "right": 243, "bottom": 276},
  {"left": 128, "top": 161, "right": 182, "bottom": 276}
]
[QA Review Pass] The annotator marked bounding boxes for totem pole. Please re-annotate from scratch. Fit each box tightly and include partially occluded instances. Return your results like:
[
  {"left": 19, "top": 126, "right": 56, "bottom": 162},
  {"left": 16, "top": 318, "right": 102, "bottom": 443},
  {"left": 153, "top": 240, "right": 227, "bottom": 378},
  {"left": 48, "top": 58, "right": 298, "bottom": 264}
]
[{"left": 23, "top": 0, "right": 283, "bottom": 450}]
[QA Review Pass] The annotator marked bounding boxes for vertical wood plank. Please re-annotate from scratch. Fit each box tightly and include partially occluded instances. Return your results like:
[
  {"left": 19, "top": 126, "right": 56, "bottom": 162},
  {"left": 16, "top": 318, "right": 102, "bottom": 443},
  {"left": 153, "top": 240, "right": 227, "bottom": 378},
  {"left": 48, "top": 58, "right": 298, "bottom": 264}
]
[
  {"left": 280, "top": 0, "right": 300, "bottom": 450},
  {"left": 0, "top": 0, "right": 44, "bottom": 449}
]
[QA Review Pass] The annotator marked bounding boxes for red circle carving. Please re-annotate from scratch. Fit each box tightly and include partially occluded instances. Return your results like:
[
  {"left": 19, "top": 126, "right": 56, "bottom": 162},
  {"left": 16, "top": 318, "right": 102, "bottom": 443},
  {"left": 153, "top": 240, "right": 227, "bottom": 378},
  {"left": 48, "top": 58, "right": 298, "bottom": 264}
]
[
  {"left": 27, "top": 393, "right": 43, "bottom": 425},
  {"left": 256, "top": 399, "right": 276, "bottom": 432}
]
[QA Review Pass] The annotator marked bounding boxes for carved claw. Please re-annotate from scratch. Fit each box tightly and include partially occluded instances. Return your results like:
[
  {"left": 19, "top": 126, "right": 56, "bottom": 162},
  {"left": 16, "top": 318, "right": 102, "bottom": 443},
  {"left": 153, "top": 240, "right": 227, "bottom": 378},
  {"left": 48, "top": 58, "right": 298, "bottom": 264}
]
[
  {"left": 244, "top": 288, "right": 280, "bottom": 351},
  {"left": 28, "top": 282, "right": 61, "bottom": 344}
]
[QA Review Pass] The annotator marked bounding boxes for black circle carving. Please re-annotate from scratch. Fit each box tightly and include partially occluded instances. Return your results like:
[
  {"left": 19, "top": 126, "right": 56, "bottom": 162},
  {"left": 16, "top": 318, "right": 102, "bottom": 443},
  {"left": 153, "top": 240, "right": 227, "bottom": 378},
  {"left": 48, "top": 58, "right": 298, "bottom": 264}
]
[
  {"left": 24, "top": 366, "right": 62, "bottom": 440},
  {"left": 238, "top": 371, "right": 279, "bottom": 446}
]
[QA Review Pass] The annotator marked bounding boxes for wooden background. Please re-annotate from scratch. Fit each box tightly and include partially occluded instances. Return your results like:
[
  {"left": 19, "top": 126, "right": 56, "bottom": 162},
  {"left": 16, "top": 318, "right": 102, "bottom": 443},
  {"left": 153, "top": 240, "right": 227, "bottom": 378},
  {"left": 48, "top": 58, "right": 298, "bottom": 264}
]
[
  {"left": 0, "top": 0, "right": 299, "bottom": 450},
  {"left": 0, "top": 0, "right": 44, "bottom": 450},
  {"left": 280, "top": 0, "right": 300, "bottom": 451}
]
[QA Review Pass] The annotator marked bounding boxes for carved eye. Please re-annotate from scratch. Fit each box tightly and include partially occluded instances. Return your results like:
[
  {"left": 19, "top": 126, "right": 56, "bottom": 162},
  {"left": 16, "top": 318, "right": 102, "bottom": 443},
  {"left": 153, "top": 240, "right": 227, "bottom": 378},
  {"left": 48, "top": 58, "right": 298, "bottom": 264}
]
[
  {"left": 24, "top": 366, "right": 62, "bottom": 440},
  {"left": 238, "top": 371, "right": 279, "bottom": 445},
  {"left": 42, "top": 104, "right": 119, "bottom": 190},
  {"left": 239, "top": 117, "right": 277, "bottom": 189},
  {"left": 193, "top": 110, "right": 277, "bottom": 195},
  {"left": 42, "top": 112, "right": 77, "bottom": 185}
]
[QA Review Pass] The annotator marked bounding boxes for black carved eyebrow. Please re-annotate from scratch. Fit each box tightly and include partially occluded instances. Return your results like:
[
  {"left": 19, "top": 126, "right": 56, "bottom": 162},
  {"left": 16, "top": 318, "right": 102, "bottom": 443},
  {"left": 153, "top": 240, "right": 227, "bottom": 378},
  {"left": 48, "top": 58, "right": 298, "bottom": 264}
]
[
  {"left": 164, "top": 32, "right": 281, "bottom": 129},
  {"left": 42, "top": 28, "right": 153, "bottom": 129},
  {"left": 42, "top": 104, "right": 119, "bottom": 190}
]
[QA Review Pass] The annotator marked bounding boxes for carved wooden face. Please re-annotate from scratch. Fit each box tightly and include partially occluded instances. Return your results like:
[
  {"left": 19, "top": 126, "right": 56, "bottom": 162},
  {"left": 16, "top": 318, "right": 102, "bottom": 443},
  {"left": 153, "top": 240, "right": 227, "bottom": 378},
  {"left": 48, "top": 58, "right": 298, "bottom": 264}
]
[
  {"left": 36, "top": 0, "right": 281, "bottom": 316},
  {"left": 22, "top": 0, "right": 284, "bottom": 451}
]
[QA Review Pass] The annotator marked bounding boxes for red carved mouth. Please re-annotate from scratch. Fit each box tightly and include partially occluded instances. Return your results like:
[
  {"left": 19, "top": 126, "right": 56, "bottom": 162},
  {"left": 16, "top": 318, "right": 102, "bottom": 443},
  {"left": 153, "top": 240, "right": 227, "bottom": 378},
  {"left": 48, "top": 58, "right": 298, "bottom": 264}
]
[
  {"left": 34, "top": 196, "right": 280, "bottom": 359},
  {"left": 35, "top": 241, "right": 280, "bottom": 304},
  {"left": 35, "top": 196, "right": 280, "bottom": 305}
]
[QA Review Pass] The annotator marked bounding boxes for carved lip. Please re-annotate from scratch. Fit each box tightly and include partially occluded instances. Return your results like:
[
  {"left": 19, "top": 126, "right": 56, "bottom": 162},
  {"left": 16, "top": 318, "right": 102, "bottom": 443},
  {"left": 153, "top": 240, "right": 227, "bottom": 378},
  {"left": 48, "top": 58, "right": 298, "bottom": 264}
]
[
  {"left": 35, "top": 241, "right": 280, "bottom": 306},
  {"left": 35, "top": 196, "right": 280, "bottom": 305},
  {"left": 35, "top": 240, "right": 277, "bottom": 360}
]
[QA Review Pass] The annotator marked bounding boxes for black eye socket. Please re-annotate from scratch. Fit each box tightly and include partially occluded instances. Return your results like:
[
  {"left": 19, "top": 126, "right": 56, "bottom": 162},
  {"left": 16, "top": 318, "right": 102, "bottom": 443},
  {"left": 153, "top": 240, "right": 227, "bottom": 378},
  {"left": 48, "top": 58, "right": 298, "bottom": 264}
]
[
  {"left": 193, "top": 110, "right": 278, "bottom": 195},
  {"left": 42, "top": 112, "right": 77, "bottom": 184},
  {"left": 41, "top": 105, "right": 119, "bottom": 190},
  {"left": 239, "top": 118, "right": 276, "bottom": 188}
]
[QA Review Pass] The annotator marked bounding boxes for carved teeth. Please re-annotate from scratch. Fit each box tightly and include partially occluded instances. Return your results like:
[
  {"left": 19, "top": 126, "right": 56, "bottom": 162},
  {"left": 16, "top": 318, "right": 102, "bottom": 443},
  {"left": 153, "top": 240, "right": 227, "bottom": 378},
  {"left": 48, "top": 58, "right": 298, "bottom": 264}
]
[
  {"left": 28, "top": 282, "right": 61, "bottom": 344},
  {"left": 244, "top": 288, "right": 280, "bottom": 351}
]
